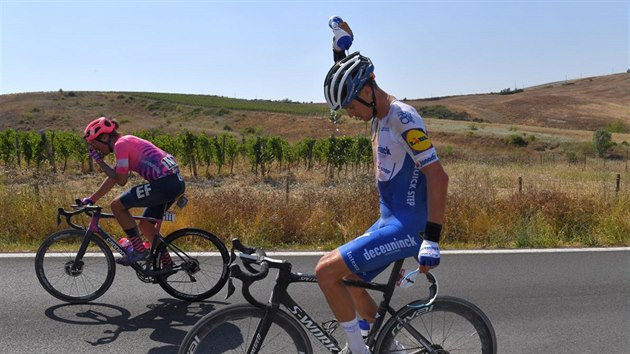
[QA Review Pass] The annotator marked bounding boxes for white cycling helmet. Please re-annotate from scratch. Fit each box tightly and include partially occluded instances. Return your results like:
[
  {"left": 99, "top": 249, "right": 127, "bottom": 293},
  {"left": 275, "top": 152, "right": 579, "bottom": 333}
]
[{"left": 323, "top": 52, "right": 374, "bottom": 111}]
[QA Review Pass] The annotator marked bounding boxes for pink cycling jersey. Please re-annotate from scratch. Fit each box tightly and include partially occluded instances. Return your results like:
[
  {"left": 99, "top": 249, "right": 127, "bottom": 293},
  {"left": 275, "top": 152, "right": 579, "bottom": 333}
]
[{"left": 114, "top": 135, "right": 179, "bottom": 181}]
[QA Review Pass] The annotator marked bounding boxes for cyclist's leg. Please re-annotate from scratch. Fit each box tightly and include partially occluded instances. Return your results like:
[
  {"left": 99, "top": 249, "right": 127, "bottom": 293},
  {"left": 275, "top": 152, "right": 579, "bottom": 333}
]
[
  {"left": 138, "top": 174, "right": 185, "bottom": 265},
  {"left": 337, "top": 216, "right": 422, "bottom": 328},
  {"left": 315, "top": 250, "right": 368, "bottom": 353},
  {"left": 140, "top": 202, "right": 173, "bottom": 266},
  {"left": 315, "top": 218, "right": 382, "bottom": 353},
  {"left": 345, "top": 274, "right": 378, "bottom": 322},
  {"left": 111, "top": 196, "right": 147, "bottom": 264}
]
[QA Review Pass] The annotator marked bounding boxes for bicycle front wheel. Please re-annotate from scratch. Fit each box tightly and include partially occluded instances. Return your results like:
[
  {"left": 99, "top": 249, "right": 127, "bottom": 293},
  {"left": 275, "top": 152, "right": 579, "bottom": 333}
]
[
  {"left": 375, "top": 296, "right": 497, "bottom": 354},
  {"left": 35, "top": 229, "right": 115, "bottom": 303},
  {"left": 179, "top": 303, "right": 312, "bottom": 354},
  {"left": 155, "top": 228, "right": 229, "bottom": 301}
]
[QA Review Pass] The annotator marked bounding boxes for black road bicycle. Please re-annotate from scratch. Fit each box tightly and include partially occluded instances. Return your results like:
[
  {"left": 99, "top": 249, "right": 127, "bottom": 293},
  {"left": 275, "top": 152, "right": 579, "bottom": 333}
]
[
  {"left": 35, "top": 200, "right": 230, "bottom": 303},
  {"left": 179, "top": 239, "right": 497, "bottom": 354}
]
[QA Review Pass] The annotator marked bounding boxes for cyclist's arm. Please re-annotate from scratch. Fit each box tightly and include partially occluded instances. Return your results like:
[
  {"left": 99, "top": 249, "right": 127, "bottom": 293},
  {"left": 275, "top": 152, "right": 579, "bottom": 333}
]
[
  {"left": 89, "top": 176, "right": 118, "bottom": 203},
  {"left": 333, "top": 49, "right": 347, "bottom": 63},
  {"left": 95, "top": 160, "right": 128, "bottom": 186},
  {"left": 332, "top": 21, "right": 353, "bottom": 63},
  {"left": 420, "top": 161, "right": 448, "bottom": 226}
]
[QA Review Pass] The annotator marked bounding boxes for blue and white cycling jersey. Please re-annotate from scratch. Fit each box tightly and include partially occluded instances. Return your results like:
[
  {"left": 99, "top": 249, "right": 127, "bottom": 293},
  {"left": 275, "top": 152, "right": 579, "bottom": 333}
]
[{"left": 340, "top": 100, "right": 440, "bottom": 281}]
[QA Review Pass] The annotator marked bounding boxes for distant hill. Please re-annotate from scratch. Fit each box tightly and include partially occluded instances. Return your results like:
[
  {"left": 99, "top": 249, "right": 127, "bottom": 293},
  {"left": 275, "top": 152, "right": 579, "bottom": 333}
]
[
  {"left": 0, "top": 73, "right": 628, "bottom": 142},
  {"left": 407, "top": 73, "right": 630, "bottom": 131}
]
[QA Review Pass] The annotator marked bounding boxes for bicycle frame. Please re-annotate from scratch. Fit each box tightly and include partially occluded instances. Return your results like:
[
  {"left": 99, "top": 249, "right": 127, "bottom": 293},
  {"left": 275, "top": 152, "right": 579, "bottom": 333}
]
[
  {"left": 228, "top": 243, "right": 438, "bottom": 354},
  {"left": 62, "top": 206, "right": 164, "bottom": 275},
  {"left": 277, "top": 260, "right": 404, "bottom": 352}
]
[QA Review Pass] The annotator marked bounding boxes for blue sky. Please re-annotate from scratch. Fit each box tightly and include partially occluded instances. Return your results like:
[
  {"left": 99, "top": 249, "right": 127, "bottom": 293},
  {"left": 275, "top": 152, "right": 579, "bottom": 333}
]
[{"left": 1, "top": 0, "right": 628, "bottom": 102}]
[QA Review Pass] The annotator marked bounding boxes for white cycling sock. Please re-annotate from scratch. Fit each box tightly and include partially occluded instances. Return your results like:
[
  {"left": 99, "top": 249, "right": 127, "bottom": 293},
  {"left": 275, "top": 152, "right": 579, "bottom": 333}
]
[{"left": 341, "top": 317, "right": 369, "bottom": 353}]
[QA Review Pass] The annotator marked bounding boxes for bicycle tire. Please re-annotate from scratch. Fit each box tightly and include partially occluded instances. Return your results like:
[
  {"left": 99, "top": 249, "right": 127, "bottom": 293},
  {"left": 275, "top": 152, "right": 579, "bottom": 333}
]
[
  {"left": 179, "top": 303, "right": 312, "bottom": 354},
  {"left": 154, "top": 228, "right": 229, "bottom": 301},
  {"left": 35, "top": 229, "right": 116, "bottom": 303},
  {"left": 374, "top": 296, "right": 497, "bottom": 354}
]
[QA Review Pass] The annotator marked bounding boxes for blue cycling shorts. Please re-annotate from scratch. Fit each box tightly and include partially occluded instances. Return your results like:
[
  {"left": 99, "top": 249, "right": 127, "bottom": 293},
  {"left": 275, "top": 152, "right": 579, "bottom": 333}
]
[
  {"left": 119, "top": 173, "right": 185, "bottom": 219},
  {"left": 339, "top": 214, "right": 422, "bottom": 281}
]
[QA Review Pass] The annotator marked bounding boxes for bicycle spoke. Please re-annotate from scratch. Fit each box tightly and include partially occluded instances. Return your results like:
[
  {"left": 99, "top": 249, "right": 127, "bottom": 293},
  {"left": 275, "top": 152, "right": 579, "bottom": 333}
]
[{"left": 36, "top": 230, "right": 115, "bottom": 303}]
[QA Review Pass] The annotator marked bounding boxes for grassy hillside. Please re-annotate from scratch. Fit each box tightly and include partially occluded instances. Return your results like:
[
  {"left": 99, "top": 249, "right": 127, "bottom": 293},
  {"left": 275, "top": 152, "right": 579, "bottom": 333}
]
[
  {"left": 408, "top": 73, "right": 630, "bottom": 131},
  {"left": 1, "top": 73, "right": 628, "bottom": 144}
]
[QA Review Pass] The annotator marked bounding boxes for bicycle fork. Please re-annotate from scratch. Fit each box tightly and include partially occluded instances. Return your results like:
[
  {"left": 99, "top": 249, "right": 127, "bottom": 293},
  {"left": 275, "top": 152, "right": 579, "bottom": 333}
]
[{"left": 69, "top": 225, "right": 101, "bottom": 274}]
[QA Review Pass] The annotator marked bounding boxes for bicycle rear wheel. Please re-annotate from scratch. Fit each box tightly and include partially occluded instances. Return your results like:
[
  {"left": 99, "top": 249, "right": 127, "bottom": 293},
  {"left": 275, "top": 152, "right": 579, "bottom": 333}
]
[
  {"left": 374, "top": 296, "right": 497, "bottom": 354},
  {"left": 179, "top": 303, "right": 312, "bottom": 354},
  {"left": 35, "top": 229, "right": 115, "bottom": 303},
  {"left": 155, "top": 228, "right": 229, "bottom": 301}
]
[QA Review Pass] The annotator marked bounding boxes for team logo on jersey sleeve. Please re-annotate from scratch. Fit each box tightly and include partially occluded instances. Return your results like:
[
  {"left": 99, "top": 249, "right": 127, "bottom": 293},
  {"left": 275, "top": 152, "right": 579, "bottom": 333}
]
[
  {"left": 398, "top": 111, "right": 416, "bottom": 125},
  {"left": 403, "top": 129, "right": 433, "bottom": 152}
]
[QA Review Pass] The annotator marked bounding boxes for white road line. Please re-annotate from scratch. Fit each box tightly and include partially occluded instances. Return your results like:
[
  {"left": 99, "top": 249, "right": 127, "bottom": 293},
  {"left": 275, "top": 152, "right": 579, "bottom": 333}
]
[{"left": 2, "top": 247, "right": 629, "bottom": 258}]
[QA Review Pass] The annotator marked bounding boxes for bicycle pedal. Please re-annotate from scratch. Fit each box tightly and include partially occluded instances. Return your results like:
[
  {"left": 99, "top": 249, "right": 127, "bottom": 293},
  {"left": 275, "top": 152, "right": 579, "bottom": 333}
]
[{"left": 321, "top": 319, "right": 339, "bottom": 335}]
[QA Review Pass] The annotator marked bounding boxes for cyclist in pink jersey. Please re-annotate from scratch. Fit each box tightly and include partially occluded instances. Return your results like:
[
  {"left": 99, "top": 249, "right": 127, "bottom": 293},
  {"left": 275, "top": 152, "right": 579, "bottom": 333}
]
[{"left": 81, "top": 117, "right": 185, "bottom": 267}]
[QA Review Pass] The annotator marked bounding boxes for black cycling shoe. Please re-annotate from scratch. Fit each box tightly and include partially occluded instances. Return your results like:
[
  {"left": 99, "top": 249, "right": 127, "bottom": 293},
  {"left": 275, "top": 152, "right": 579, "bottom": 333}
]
[{"left": 116, "top": 249, "right": 148, "bottom": 266}]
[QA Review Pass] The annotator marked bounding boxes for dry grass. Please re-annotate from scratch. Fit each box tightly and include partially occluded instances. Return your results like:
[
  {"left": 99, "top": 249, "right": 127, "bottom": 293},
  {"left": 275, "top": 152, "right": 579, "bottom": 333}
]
[{"left": 1, "top": 158, "right": 628, "bottom": 252}]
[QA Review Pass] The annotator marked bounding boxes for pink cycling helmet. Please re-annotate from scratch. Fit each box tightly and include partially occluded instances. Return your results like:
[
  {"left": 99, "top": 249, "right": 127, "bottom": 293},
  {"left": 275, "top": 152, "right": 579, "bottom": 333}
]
[{"left": 84, "top": 117, "right": 116, "bottom": 141}]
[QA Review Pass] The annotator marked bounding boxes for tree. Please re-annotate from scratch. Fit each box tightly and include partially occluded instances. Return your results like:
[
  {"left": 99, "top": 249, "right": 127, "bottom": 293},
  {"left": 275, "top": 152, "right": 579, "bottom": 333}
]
[
  {"left": 593, "top": 129, "right": 613, "bottom": 158},
  {"left": 197, "top": 134, "right": 214, "bottom": 176},
  {"left": 178, "top": 131, "right": 198, "bottom": 177},
  {"left": 0, "top": 129, "right": 18, "bottom": 167},
  {"left": 295, "top": 138, "right": 316, "bottom": 170},
  {"left": 223, "top": 134, "right": 240, "bottom": 174}
]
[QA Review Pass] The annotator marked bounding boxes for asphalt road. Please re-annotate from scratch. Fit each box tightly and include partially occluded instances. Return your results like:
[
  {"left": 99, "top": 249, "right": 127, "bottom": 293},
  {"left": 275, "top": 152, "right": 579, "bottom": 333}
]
[{"left": 1, "top": 249, "right": 629, "bottom": 353}]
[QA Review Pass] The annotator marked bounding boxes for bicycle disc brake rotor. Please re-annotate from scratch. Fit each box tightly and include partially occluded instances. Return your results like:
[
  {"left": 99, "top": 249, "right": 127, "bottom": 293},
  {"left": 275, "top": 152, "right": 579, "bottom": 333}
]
[
  {"left": 181, "top": 259, "right": 200, "bottom": 275},
  {"left": 64, "top": 260, "right": 84, "bottom": 277}
]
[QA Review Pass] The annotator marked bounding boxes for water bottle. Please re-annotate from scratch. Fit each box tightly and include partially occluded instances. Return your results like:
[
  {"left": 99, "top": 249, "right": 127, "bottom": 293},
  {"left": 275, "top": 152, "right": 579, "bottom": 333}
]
[
  {"left": 328, "top": 15, "right": 353, "bottom": 51},
  {"left": 118, "top": 237, "right": 133, "bottom": 254},
  {"left": 358, "top": 319, "right": 370, "bottom": 338}
]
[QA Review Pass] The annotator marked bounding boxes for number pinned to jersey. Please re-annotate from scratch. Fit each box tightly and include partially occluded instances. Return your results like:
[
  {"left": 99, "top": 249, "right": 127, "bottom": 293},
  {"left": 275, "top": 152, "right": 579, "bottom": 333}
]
[
  {"left": 403, "top": 129, "right": 433, "bottom": 153},
  {"left": 163, "top": 211, "right": 175, "bottom": 222}
]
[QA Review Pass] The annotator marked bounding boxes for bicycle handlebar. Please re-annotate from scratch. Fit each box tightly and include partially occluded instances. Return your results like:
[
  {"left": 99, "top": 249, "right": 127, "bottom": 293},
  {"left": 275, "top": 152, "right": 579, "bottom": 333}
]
[
  {"left": 226, "top": 238, "right": 293, "bottom": 307},
  {"left": 229, "top": 238, "right": 271, "bottom": 282},
  {"left": 404, "top": 270, "right": 439, "bottom": 309},
  {"left": 56, "top": 201, "right": 104, "bottom": 230}
]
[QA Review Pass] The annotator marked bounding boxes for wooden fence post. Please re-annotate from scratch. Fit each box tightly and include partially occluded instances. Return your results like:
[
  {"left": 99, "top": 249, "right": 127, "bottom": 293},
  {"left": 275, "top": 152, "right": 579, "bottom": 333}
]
[
  {"left": 616, "top": 174, "right": 621, "bottom": 195},
  {"left": 285, "top": 174, "right": 290, "bottom": 205}
]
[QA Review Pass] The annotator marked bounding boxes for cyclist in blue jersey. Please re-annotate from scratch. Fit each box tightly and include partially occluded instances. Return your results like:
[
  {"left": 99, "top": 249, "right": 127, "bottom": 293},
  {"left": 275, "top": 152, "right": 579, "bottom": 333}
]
[{"left": 315, "top": 45, "right": 449, "bottom": 353}]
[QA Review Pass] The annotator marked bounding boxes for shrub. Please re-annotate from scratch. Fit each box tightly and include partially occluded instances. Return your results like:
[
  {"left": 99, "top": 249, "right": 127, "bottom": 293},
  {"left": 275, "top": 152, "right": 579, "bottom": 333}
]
[
  {"left": 593, "top": 129, "right": 613, "bottom": 157},
  {"left": 507, "top": 134, "right": 528, "bottom": 147},
  {"left": 417, "top": 105, "right": 472, "bottom": 121}
]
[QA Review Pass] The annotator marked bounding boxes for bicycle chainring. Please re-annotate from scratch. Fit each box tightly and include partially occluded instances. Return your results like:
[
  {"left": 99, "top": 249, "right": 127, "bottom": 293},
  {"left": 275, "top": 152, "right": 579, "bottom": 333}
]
[{"left": 135, "top": 270, "right": 154, "bottom": 283}]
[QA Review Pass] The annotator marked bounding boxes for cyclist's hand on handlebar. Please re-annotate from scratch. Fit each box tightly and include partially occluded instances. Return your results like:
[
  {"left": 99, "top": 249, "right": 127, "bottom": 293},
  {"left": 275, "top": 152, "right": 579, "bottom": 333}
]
[
  {"left": 89, "top": 148, "right": 103, "bottom": 163},
  {"left": 80, "top": 197, "right": 94, "bottom": 206},
  {"left": 418, "top": 240, "right": 440, "bottom": 273}
]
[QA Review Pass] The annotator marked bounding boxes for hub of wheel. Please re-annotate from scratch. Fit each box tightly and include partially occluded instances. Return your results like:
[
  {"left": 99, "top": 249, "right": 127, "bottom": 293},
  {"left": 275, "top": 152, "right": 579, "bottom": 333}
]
[
  {"left": 64, "top": 260, "right": 84, "bottom": 277},
  {"left": 182, "top": 259, "right": 200, "bottom": 274}
]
